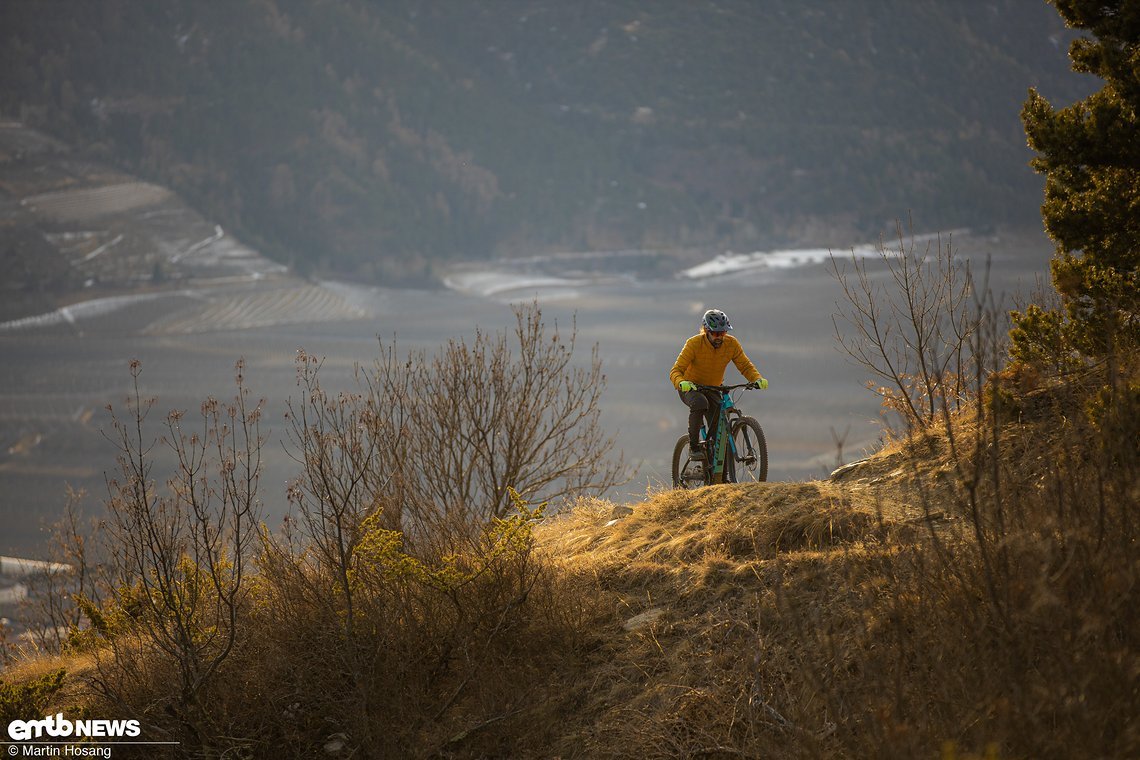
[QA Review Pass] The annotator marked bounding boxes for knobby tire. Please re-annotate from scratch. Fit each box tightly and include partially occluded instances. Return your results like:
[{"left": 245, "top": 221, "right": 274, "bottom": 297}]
[
  {"left": 730, "top": 416, "right": 768, "bottom": 482},
  {"left": 672, "top": 435, "right": 707, "bottom": 489}
]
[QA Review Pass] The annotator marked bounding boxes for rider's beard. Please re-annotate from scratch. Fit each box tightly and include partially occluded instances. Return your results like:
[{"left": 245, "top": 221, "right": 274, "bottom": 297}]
[{"left": 708, "top": 336, "right": 724, "bottom": 348}]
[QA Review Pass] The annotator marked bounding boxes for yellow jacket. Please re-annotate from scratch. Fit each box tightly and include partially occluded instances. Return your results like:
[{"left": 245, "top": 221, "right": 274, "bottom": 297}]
[{"left": 670, "top": 333, "right": 761, "bottom": 389}]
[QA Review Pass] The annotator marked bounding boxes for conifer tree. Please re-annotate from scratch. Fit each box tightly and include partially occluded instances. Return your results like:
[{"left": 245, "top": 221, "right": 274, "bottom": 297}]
[{"left": 1018, "top": 0, "right": 1140, "bottom": 360}]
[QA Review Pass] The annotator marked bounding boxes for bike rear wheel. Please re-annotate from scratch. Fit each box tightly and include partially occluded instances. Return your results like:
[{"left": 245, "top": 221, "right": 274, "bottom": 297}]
[
  {"left": 671, "top": 435, "right": 708, "bottom": 489},
  {"left": 730, "top": 416, "right": 768, "bottom": 482}
]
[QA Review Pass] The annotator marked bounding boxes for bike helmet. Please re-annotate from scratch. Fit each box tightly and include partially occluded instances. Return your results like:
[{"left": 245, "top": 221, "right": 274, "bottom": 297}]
[{"left": 702, "top": 308, "right": 732, "bottom": 332}]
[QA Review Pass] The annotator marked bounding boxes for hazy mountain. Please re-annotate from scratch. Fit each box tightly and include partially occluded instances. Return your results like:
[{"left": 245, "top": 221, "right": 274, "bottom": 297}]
[{"left": 0, "top": 0, "right": 1092, "bottom": 283}]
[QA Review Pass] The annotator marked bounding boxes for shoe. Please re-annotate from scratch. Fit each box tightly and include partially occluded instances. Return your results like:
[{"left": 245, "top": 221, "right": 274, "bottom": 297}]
[
  {"left": 682, "top": 461, "right": 706, "bottom": 482},
  {"left": 689, "top": 441, "right": 706, "bottom": 461}
]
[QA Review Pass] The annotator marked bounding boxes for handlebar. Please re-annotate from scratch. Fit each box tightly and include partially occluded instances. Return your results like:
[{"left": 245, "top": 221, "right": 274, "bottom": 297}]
[{"left": 693, "top": 382, "right": 757, "bottom": 393}]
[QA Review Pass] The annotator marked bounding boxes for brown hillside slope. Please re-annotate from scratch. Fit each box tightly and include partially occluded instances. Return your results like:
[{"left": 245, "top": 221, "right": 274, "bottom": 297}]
[
  {"left": 534, "top": 475, "right": 953, "bottom": 759},
  {"left": 2, "top": 401, "right": 1136, "bottom": 758},
  {"left": 533, "top": 416, "right": 1138, "bottom": 760}
]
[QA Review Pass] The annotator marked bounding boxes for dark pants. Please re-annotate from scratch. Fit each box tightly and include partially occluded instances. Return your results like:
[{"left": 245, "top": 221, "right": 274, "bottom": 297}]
[{"left": 679, "top": 389, "right": 720, "bottom": 449}]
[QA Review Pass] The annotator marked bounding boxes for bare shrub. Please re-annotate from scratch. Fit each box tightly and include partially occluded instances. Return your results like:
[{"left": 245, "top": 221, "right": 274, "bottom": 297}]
[
  {"left": 830, "top": 222, "right": 979, "bottom": 433},
  {"left": 281, "top": 348, "right": 393, "bottom": 647},
  {"left": 17, "top": 486, "right": 103, "bottom": 656},
  {"left": 263, "top": 301, "right": 623, "bottom": 753},
  {"left": 247, "top": 489, "right": 590, "bottom": 756},
  {"left": 39, "top": 304, "right": 617, "bottom": 754},
  {"left": 812, "top": 223, "right": 1140, "bottom": 757},
  {"left": 273, "top": 299, "right": 623, "bottom": 673},
  {"left": 283, "top": 300, "right": 626, "bottom": 544},
  {"left": 85, "top": 359, "right": 263, "bottom": 736},
  {"left": 367, "top": 301, "right": 627, "bottom": 526}
]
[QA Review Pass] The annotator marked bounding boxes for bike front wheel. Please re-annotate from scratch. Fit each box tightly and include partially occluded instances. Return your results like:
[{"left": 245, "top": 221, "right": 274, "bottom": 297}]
[
  {"left": 730, "top": 416, "right": 768, "bottom": 482},
  {"left": 671, "top": 435, "right": 708, "bottom": 489}
]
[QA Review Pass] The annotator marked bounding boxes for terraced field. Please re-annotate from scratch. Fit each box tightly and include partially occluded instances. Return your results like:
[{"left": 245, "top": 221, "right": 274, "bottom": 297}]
[
  {"left": 146, "top": 284, "right": 370, "bottom": 335},
  {"left": 1, "top": 122, "right": 288, "bottom": 306},
  {"left": 21, "top": 181, "right": 171, "bottom": 222}
]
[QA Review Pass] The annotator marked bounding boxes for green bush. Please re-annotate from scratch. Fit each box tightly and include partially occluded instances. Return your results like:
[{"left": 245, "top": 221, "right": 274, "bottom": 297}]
[{"left": 0, "top": 669, "right": 66, "bottom": 725}]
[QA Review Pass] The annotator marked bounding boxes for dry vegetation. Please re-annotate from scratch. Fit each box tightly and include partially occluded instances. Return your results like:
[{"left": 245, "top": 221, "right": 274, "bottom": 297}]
[
  {"left": 1, "top": 253, "right": 1137, "bottom": 757},
  {"left": 532, "top": 380, "right": 1138, "bottom": 759},
  {"left": 4, "top": 5, "right": 1138, "bottom": 752},
  {"left": 5, "top": 375, "right": 1136, "bottom": 758}
]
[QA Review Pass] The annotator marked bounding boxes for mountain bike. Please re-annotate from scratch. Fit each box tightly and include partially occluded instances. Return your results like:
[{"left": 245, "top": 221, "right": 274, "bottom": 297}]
[{"left": 671, "top": 382, "right": 768, "bottom": 488}]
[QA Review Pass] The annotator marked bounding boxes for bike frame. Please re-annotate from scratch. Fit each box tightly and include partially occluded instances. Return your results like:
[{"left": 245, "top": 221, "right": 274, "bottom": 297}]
[{"left": 695, "top": 382, "right": 751, "bottom": 484}]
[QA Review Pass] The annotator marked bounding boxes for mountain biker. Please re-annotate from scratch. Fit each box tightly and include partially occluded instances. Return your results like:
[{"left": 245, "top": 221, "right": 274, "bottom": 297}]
[{"left": 669, "top": 308, "right": 768, "bottom": 460}]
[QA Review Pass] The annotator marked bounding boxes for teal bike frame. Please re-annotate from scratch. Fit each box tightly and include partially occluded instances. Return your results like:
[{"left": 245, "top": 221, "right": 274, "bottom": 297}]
[{"left": 672, "top": 383, "right": 768, "bottom": 488}]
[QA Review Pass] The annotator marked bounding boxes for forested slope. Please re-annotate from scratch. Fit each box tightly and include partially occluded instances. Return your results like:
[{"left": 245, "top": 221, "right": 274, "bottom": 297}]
[{"left": 1, "top": 0, "right": 1092, "bottom": 282}]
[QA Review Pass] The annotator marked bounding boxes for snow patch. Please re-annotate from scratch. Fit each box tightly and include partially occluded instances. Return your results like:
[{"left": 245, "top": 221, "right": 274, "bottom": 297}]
[
  {"left": 678, "top": 231, "right": 966, "bottom": 281},
  {"left": 0, "top": 556, "right": 72, "bottom": 577},
  {"left": 442, "top": 270, "right": 589, "bottom": 300}
]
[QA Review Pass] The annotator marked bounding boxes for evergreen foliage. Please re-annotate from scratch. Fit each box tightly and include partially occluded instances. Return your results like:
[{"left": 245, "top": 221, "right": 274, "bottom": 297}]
[{"left": 1018, "top": 0, "right": 1140, "bottom": 361}]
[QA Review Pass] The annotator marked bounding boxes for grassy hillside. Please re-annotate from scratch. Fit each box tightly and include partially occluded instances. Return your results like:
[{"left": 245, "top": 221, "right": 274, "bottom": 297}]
[
  {"left": 0, "top": 0, "right": 1091, "bottom": 282},
  {"left": 3, "top": 371, "right": 1137, "bottom": 757},
  {"left": 542, "top": 392, "right": 1137, "bottom": 758}
]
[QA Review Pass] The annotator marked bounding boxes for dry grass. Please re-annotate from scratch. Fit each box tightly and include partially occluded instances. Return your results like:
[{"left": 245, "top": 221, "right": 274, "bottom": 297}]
[
  {"left": 530, "top": 481, "right": 917, "bottom": 759},
  {"left": 0, "top": 651, "right": 96, "bottom": 704},
  {"left": 4, "top": 378, "right": 1137, "bottom": 758},
  {"left": 526, "top": 386, "right": 1139, "bottom": 759}
]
